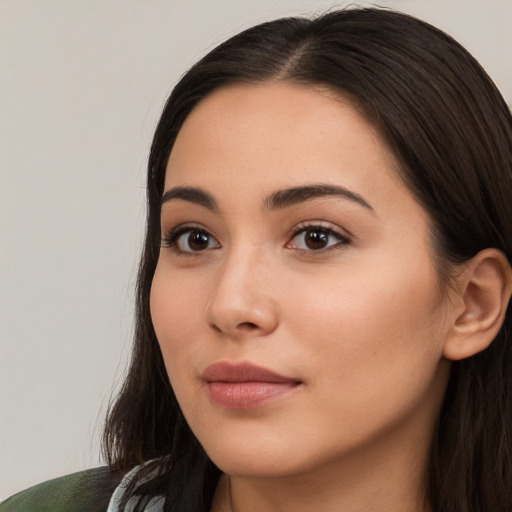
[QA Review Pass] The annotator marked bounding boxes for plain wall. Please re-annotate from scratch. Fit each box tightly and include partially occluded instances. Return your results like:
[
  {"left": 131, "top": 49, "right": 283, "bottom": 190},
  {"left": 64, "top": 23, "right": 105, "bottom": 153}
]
[{"left": 1, "top": 0, "right": 511, "bottom": 499}]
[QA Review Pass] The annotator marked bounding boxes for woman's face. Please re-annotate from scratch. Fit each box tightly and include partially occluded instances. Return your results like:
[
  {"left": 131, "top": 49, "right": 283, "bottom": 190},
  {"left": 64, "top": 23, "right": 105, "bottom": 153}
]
[{"left": 150, "top": 83, "right": 453, "bottom": 479}]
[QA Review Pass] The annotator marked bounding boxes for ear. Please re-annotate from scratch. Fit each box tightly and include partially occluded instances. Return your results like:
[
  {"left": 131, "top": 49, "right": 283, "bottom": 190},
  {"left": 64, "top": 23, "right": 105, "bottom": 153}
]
[{"left": 443, "top": 248, "right": 512, "bottom": 361}]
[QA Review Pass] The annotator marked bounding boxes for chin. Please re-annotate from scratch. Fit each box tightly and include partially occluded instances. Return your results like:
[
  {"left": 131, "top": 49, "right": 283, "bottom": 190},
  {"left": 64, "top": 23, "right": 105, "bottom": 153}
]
[
  {"left": 200, "top": 434, "right": 307, "bottom": 478},
  {"left": 210, "top": 454, "right": 303, "bottom": 479}
]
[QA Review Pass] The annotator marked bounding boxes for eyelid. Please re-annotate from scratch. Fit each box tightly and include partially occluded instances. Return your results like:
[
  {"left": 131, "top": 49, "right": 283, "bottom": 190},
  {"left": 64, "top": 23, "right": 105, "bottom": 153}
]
[
  {"left": 160, "top": 220, "right": 350, "bottom": 255},
  {"left": 161, "top": 223, "right": 220, "bottom": 255},
  {"left": 286, "top": 221, "right": 351, "bottom": 251}
]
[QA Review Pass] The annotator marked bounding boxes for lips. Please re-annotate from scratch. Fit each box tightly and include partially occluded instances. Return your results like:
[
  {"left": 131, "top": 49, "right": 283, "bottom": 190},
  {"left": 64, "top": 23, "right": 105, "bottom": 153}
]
[{"left": 202, "top": 362, "right": 301, "bottom": 409}]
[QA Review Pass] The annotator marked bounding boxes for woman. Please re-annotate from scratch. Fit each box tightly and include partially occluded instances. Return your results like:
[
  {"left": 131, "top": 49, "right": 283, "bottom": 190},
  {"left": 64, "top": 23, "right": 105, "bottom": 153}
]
[{"left": 2, "top": 6, "right": 511, "bottom": 512}]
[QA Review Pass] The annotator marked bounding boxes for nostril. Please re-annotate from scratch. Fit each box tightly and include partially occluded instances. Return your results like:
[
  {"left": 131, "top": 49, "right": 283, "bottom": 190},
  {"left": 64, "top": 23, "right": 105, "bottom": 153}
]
[
  {"left": 208, "top": 321, "right": 259, "bottom": 334},
  {"left": 238, "top": 322, "right": 258, "bottom": 330}
]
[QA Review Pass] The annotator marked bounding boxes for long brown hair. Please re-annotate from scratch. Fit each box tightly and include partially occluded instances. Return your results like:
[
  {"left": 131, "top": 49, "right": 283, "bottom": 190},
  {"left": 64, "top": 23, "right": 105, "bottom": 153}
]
[{"left": 103, "top": 8, "right": 512, "bottom": 511}]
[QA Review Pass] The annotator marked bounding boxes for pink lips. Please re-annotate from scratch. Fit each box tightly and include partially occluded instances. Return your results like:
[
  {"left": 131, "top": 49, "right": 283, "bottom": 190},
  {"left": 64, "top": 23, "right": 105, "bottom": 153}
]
[{"left": 202, "top": 362, "right": 301, "bottom": 409}]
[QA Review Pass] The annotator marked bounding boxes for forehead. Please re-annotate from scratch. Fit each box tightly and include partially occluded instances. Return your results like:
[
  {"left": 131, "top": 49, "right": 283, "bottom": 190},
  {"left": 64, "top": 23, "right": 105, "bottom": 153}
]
[{"left": 167, "top": 83, "right": 395, "bottom": 180}]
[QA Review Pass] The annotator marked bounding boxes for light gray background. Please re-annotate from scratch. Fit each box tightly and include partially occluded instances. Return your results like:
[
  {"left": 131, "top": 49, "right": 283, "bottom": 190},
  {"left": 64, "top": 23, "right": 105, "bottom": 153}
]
[{"left": 1, "top": 0, "right": 511, "bottom": 500}]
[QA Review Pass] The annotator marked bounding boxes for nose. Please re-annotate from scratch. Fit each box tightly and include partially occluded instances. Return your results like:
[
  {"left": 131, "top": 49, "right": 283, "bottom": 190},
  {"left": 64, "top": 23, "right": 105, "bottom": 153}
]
[{"left": 205, "top": 249, "right": 279, "bottom": 339}]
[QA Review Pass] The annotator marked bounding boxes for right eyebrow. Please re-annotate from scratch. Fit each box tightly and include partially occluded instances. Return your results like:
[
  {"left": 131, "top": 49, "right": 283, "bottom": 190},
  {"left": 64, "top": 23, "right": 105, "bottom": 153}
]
[{"left": 160, "top": 186, "right": 219, "bottom": 212}]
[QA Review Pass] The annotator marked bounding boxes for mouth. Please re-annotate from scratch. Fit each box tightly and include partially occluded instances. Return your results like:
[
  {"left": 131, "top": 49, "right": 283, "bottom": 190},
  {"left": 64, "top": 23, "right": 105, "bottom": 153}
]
[{"left": 201, "top": 361, "right": 302, "bottom": 409}]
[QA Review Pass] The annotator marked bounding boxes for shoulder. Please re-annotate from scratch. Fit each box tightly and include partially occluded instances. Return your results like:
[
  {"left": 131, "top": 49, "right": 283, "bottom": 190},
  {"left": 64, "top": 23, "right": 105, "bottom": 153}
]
[{"left": 0, "top": 466, "right": 121, "bottom": 512}]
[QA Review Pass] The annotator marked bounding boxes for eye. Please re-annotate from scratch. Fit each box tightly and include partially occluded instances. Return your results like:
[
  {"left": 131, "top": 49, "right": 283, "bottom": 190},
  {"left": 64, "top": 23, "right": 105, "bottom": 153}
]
[
  {"left": 162, "top": 226, "right": 220, "bottom": 254},
  {"left": 287, "top": 225, "right": 349, "bottom": 251}
]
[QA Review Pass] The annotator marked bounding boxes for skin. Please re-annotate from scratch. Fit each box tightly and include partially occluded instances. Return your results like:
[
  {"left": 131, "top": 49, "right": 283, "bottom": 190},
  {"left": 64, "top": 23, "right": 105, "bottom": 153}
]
[{"left": 150, "top": 83, "right": 457, "bottom": 512}]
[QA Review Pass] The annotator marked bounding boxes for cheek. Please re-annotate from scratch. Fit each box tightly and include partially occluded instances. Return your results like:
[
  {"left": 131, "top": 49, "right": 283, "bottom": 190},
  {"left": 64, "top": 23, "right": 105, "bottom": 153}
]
[
  {"left": 149, "top": 266, "right": 206, "bottom": 376},
  {"left": 287, "top": 253, "right": 447, "bottom": 401}
]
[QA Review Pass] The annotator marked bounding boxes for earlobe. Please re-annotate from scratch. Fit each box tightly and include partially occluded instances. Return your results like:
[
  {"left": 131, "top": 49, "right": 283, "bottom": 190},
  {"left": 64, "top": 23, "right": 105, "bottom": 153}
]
[{"left": 443, "top": 248, "right": 512, "bottom": 361}]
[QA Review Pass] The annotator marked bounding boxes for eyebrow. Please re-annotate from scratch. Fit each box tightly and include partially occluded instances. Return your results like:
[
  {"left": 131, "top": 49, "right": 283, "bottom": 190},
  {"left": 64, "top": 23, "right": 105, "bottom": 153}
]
[
  {"left": 160, "top": 183, "right": 374, "bottom": 214},
  {"left": 161, "top": 186, "right": 218, "bottom": 211},
  {"left": 264, "top": 184, "right": 374, "bottom": 213}
]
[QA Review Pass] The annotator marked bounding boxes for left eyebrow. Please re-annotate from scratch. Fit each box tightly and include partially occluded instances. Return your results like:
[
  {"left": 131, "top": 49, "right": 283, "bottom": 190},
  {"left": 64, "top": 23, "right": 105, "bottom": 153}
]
[{"left": 264, "top": 184, "right": 375, "bottom": 214}]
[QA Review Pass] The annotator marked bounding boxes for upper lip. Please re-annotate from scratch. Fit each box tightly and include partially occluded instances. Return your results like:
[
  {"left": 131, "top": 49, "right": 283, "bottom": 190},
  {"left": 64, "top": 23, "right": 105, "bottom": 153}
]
[{"left": 202, "top": 362, "right": 299, "bottom": 383}]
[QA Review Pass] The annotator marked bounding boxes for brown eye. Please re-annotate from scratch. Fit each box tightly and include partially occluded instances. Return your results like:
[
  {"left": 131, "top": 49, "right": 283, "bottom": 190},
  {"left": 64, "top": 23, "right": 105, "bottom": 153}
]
[
  {"left": 164, "top": 227, "right": 220, "bottom": 254},
  {"left": 304, "top": 229, "right": 329, "bottom": 250},
  {"left": 187, "top": 231, "right": 210, "bottom": 251},
  {"left": 288, "top": 225, "right": 349, "bottom": 252}
]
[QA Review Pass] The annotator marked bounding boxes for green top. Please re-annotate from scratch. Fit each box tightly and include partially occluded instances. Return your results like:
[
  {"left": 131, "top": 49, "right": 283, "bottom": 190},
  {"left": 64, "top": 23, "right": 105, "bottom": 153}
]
[{"left": 0, "top": 467, "right": 120, "bottom": 512}]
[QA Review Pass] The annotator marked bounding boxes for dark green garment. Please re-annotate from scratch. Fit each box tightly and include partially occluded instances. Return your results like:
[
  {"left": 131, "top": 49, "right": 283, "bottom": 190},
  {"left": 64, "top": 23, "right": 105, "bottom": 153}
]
[{"left": 0, "top": 467, "right": 120, "bottom": 512}]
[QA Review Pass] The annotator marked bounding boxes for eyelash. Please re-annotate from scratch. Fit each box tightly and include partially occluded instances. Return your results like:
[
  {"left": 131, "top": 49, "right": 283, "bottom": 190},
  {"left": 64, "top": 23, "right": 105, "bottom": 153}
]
[
  {"left": 287, "top": 222, "right": 350, "bottom": 252},
  {"left": 161, "top": 224, "right": 219, "bottom": 256},
  {"left": 160, "top": 222, "right": 350, "bottom": 256}
]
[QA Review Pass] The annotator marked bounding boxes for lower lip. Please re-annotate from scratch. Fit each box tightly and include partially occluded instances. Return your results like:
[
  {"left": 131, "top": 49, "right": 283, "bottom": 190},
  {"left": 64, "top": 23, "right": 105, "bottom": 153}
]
[{"left": 206, "top": 381, "right": 299, "bottom": 409}]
